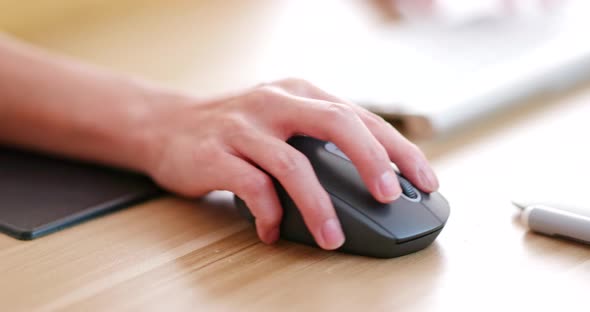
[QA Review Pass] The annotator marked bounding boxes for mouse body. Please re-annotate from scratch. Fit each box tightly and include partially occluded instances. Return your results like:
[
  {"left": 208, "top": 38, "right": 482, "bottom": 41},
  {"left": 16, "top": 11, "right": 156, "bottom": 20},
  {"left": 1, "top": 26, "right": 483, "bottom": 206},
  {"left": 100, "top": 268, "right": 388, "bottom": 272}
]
[{"left": 235, "top": 136, "right": 450, "bottom": 258}]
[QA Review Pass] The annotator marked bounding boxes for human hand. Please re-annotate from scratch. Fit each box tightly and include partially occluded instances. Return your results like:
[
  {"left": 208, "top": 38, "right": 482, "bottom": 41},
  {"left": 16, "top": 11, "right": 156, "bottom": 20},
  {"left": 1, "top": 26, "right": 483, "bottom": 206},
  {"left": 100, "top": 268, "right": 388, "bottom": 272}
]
[{"left": 140, "top": 78, "right": 439, "bottom": 250}]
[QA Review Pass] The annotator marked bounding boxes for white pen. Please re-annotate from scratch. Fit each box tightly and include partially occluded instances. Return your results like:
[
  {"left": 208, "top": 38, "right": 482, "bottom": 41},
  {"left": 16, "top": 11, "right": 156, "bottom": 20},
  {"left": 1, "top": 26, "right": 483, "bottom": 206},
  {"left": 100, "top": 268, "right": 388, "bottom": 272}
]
[{"left": 512, "top": 201, "right": 590, "bottom": 244}]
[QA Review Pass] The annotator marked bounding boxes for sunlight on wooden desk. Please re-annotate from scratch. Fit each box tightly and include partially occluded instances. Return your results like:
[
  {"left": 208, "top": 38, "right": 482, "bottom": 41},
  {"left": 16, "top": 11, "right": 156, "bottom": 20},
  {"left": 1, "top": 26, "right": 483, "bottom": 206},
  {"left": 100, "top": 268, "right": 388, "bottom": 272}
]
[{"left": 1, "top": 1, "right": 590, "bottom": 311}]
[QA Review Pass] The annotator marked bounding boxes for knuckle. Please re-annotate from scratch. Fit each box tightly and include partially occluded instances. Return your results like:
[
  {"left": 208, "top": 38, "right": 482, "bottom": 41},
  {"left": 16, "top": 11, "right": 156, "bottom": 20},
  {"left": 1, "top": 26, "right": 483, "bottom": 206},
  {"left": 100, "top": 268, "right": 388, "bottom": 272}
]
[
  {"left": 325, "top": 103, "right": 355, "bottom": 121},
  {"left": 190, "top": 138, "right": 218, "bottom": 163},
  {"left": 370, "top": 143, "right": 389, "bottom": 161},
  {"left": 275, "top": 77, "right": 319, "bottom": 97},
  {"left": 281, "top": 77, "right": 311, "bottom": 87},
  {"left": 249, "top": 85, "right": 282, "bottom": 103},
  {"left": 246, "top": 86, "right": 286, "bottom": 111},
  {"left": 365, "top": 112, "right": 387, "bottom": 129},
  {"left": 301, "top": 192, "right": 334, "bottom": 224},
  {"left": 222, "top": 113, "right": 250, "bottom": 136},
  {"left": 272, "top": 150, "right": 306, "bottom": 177},
  {"left": 238, "top": 172, "right": 273, "bottom": 199}
]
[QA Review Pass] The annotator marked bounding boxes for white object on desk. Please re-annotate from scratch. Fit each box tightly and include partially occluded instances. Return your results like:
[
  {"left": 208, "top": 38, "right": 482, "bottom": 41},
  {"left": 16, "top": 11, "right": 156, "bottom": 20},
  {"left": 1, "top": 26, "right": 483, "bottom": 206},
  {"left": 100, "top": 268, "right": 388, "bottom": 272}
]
[
  {"left": 512, "top": 201, "right": 590, "bottom": 244},
  {"left": 259, "top": 0, "right": 590, "bottom": 139}
]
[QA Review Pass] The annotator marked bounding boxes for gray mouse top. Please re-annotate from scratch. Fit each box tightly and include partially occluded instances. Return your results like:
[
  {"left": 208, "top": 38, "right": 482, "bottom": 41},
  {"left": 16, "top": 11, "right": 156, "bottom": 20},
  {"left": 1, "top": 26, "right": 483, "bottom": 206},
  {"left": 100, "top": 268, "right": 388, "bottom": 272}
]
[{"left": 235, "top": 136, "right": 450, "bottom": 258}]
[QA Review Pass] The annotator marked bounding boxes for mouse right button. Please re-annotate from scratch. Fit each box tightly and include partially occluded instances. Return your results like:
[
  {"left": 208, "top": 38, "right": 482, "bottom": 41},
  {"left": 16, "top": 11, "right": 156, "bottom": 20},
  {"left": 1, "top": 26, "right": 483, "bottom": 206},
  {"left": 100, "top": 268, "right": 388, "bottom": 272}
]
[
  {"left": 380, "top": 201, "right": 444, "bottom": 243},
  {"left": 421, "top": 192, "right": 450, "bottom": 223}
]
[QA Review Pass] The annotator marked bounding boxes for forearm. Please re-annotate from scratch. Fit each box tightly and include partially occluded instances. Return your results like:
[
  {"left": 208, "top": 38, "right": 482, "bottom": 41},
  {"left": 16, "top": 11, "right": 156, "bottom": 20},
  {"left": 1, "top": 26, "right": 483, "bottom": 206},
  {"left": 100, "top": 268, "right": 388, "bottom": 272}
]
[{"left": 0, "top": 34, "right": 188, "bottom": 173}]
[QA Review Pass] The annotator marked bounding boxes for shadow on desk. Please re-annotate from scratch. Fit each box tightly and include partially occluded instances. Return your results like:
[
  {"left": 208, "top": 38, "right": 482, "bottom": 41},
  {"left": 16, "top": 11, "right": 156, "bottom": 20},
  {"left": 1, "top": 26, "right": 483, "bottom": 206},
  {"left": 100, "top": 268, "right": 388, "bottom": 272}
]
[
  {"left": 0, "top": 190, "right": 445, "bottom": 311},
  {"left": 48, "top": 191, "right": 447, "bottom": 310},
  {"left": 165, "top": 193, "right": 449, "bottom": 311}
]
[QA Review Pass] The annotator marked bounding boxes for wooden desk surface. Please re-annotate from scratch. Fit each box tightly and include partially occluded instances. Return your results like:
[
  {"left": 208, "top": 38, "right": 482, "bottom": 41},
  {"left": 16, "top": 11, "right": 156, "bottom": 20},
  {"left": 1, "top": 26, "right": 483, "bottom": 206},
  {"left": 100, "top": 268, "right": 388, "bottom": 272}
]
[{"left": 2, "top": 1, "right": 590, "bottom": 311}]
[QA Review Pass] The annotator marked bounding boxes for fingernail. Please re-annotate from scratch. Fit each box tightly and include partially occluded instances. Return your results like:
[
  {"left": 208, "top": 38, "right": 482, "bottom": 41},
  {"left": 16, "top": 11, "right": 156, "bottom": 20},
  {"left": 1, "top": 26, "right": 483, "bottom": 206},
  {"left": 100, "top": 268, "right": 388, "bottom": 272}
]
[
  {"left": 378, "top": 170, "right": 400, "bottom": 201},
  {"left": 320, "top": 218, "right": 345, "bottom": 250},
  {"left": 418, "top": 166, "right": 439, "bottom": 191}
]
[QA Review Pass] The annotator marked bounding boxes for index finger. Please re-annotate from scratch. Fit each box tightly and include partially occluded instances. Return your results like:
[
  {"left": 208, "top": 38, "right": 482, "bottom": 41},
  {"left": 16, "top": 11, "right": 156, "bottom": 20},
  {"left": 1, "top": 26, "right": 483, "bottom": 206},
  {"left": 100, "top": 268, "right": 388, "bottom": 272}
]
[
  {"left": 274, "top": 80, "right": 438, "bottom": 193},
  {"left": 270, "top": 93, "right": 402, "bottom": 204}
]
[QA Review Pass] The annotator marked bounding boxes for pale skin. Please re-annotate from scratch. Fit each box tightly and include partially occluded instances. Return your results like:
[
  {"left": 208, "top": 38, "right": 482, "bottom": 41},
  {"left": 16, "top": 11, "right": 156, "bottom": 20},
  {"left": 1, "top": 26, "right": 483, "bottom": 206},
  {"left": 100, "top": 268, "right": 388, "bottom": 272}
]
[{"left": 0, "top": 34, "right": 439, "bottom": 250}]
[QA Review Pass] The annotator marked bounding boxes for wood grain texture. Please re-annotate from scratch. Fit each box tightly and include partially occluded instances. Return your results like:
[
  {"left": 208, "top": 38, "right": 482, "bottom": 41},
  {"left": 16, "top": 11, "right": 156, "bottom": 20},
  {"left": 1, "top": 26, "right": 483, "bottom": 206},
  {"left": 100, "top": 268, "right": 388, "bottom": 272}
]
[{"left": 1, "top": 1, "right": 590, "bottom": 311}]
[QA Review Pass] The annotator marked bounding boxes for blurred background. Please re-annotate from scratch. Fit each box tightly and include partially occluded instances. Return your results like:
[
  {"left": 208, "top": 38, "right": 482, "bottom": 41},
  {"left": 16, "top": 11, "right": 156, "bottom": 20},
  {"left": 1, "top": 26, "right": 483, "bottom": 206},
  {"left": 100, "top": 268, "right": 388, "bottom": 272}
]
[{"left": 1, "top": 0, "right": 589, "bottom": 141}]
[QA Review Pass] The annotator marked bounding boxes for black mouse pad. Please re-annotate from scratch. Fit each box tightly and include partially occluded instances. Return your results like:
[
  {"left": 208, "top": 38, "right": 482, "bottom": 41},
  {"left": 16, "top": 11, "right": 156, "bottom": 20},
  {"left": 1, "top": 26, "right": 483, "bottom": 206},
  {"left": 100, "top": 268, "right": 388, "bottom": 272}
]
[{"left": 0, "top": 147, "right": 162, "bottom": 240}]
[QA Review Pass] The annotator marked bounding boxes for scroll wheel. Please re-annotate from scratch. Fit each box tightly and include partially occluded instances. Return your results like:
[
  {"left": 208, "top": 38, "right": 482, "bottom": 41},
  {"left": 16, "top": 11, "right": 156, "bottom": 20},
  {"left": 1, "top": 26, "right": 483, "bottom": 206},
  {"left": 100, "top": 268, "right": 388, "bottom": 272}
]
[{"left": 398, "top": 176, "right": 418, "bottom": 199}]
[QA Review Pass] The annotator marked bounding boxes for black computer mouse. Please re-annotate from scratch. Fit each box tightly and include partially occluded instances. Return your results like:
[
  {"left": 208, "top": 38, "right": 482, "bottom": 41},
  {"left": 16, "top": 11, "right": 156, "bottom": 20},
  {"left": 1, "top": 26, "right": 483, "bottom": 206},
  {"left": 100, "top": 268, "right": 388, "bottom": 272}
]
[{"left": 234, "top": 136, "right": 450, "bottom": 258}]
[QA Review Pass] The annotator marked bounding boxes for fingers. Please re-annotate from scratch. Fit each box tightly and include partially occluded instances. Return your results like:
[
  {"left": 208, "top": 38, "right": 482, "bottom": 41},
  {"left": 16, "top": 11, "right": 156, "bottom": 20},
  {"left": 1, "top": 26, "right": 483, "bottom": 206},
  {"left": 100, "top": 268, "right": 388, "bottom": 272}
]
[
  {"left": 353, "top": 108, "right": 439, "bottom": 193},
  {"left": 231, "top": 132, "right": 345, "bottom": 250},
  {"left": 268, "top": 90, "right": 402, "bottom": 203},
  {"left": 213, "top": 154, "right": 283, "bottom": 244},
  {"left": 273, "top": 78, "right": 438, "bottom": 193}
]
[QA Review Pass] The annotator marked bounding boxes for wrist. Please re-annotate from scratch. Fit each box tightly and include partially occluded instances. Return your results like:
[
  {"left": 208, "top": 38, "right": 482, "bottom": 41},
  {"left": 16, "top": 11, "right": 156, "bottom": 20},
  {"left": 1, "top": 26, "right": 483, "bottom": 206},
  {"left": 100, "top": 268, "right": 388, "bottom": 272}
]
[{"left": 122, "top": 82, "right": 196, "bottom": 176}]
